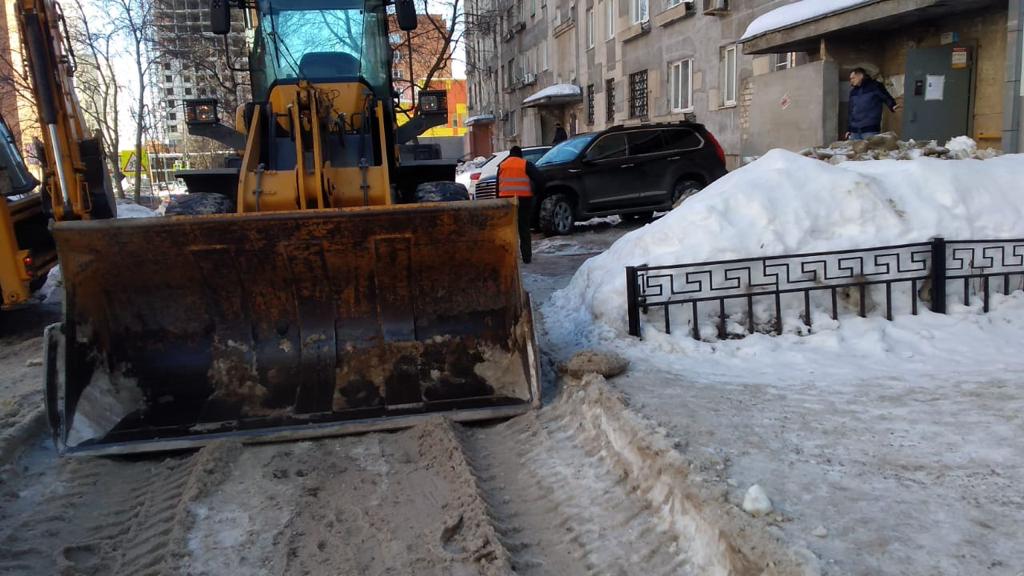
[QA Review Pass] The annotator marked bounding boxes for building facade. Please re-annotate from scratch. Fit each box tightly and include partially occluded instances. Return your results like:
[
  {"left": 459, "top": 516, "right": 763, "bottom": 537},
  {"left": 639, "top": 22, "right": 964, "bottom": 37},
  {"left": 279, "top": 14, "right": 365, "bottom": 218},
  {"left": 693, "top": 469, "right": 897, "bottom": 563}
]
[
  {"left": 467, "top": 0, "right": 1023, "bottom": 166},
  {"left": 150, "top": 0, "right": 248, "bottom": 151}
]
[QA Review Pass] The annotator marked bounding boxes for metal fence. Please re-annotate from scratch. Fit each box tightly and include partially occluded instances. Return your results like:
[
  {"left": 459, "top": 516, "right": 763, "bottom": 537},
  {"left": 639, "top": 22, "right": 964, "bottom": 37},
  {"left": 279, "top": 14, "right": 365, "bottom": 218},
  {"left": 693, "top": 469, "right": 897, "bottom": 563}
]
[{"left": 625, "top": 237, "right": 1024, "bottom": 339}]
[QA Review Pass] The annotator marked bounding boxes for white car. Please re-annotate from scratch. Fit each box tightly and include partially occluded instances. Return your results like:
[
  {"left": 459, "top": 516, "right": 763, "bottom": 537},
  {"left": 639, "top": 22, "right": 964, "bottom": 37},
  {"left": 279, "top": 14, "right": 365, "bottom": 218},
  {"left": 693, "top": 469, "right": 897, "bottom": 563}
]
[{"left": 459, "top": 146, "right": 551, "bottom": 199}]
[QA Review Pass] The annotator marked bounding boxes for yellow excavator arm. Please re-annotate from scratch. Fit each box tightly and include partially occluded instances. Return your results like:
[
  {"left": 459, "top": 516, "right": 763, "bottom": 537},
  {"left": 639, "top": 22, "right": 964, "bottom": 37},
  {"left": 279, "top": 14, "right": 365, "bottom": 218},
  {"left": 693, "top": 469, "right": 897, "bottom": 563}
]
[{"left": 17, "top": 0, "right": 115, "bottom": 221}]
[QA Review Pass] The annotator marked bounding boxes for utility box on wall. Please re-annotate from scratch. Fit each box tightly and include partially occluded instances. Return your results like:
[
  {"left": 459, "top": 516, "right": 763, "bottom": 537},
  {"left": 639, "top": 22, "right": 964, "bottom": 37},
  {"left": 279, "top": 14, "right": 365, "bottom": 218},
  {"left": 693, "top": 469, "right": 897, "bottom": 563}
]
[{"left": 902, "top": 46, "right": 972, "bottom": 142}]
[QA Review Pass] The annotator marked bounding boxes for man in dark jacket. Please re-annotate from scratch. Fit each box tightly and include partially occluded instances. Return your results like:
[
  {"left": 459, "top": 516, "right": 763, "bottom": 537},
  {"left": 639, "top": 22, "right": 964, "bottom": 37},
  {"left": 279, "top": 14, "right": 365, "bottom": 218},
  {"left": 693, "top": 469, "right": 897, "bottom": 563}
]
[
  {"left": 846, "top": 68, "right": 900, "bottom": 140},
  {"left": 552, "top": 123, "right": 568, "bottom": 145}
]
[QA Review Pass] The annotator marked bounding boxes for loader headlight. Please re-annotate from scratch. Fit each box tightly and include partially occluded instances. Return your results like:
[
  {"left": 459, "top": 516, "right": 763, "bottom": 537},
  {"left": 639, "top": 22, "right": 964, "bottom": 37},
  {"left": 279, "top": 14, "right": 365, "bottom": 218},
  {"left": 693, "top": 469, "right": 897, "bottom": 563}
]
[
  {"left": 419, "top": 94, "right": 440, "bottom": 112},
  {"left": 185, "top": 99, "right": 219, "bottom": 125},
  {"left": 417, "top": 90, "right": 447, "bottom": 116}
]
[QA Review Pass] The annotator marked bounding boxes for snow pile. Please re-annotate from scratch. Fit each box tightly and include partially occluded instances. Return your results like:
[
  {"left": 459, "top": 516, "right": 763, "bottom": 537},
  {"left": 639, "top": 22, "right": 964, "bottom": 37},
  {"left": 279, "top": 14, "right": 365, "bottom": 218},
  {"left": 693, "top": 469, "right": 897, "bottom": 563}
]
[
  {"left": 741, "top": 0, "right": 873, "bottom": 40},
  {"left": 456, "top": 156, "right": 487, "bottom": 175},
  {"left": 116, "top": 200, "right": 158, "bottom": 218},
  {"left": 546, "top": 149, "right": 1024, "bottom": 344},
  {"left": 798, "top": 133, "right": 1001, "bottom": 164},
  {"left": 37, "top": 265, "right": 63, "bottom": 303}
]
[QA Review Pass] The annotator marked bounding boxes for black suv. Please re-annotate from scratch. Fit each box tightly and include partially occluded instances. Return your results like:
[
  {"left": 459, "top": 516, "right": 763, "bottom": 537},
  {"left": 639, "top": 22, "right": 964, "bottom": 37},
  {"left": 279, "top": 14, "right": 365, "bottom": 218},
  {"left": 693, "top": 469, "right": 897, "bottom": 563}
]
[{"left": 532, "top": 122, "right": 727, "bottom": 235}]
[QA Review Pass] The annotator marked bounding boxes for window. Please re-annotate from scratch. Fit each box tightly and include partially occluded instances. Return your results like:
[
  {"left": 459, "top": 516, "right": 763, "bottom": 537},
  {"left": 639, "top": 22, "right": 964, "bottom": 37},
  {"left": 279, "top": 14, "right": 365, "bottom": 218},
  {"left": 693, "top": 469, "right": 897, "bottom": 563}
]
[
  {"left": 541, "top": 40, "right": 549, "bottom": 70},
  {"left": 586, "top": 8, "right": 594, "bottom": 48},
  {"left": 538, "top": 134, "right": 596, "bottom": 165},
  {"left": 517, "top": 0, "right": 524, "bottom": 22},
  {"left": 629, "top": 69, "right": 648, "bottom": 119},
  {"left": 606, "top": 0, "right": 615, "bottom": 38},
  {"left": 669, "top": 59, "right": 692, "bottom": 112},
  {"left": 586, "top": 84, "right": 595, "bottom": 124},
  {"left": 508, "top": 109, "right": 518, "bottom": 136},
  {"left": 168, "top": 112, "right": 177, "bottom": 120},
  {"left": 167, "top": 99, "right": 176, "bottom": 108},
  {"left": 626, "top": 130, "right": 663, "bottom": 155},
  {"left": 771, "top": 52, "right": 797, "bottom": 71},
  {"left": 661, "top": 128, "right": 702, "bottom": 151},
  {"left": 531, "top": 0, "right": 536, "bottom": 16},
  {"left": 165, "top": 87, "right": 174, "bottom": 96},
  {"left": 168, "top": 125, "right": 178, "bottom": 133},
  {"left": 585, "top": 133, "right": 628, "bottom": 161},
  {"left": 393, "top": 49, "right": 402, "bottom": 63},
  {"left": 164, "top": 75, "right": 173, "bottom": 83},
  {"left": 163, "top": 62, "right": 171, "bottom": 71},
  {"left": 605, "top": 79, "right": 615, "bottom": 122},
  {"left": 721, "top": 44, "right": 737, "bottom": 106},
  {"left": 631, "top": 0, "right": 648, "bottom": 24},
  {"left": 666, "top": 0, "right": 684, "bottom": 7},
  {"left": 184, "top": 87, "right": 193, "bottom": 95}
]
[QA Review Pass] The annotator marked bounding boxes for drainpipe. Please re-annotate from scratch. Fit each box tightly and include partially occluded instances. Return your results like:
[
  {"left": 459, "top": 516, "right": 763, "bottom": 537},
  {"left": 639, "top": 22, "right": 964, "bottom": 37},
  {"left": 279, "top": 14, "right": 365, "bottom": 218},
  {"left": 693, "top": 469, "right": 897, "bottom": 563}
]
[{"left": 1004, "top": 0, "right": 1023, "bottom": 152}]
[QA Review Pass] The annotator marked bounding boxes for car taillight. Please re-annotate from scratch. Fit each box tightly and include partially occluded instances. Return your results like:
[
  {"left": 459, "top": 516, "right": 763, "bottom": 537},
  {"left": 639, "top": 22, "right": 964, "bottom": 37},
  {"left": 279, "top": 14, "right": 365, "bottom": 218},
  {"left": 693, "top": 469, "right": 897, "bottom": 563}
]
[
  {"left": 470, "top": 172, "right": 481, "bottom": 181},
  {"left": 705, "top": 130, "right": 726, "bottom": 166},
  {"left": 23, "top": 255, "right": 33, "bottom": 276}
]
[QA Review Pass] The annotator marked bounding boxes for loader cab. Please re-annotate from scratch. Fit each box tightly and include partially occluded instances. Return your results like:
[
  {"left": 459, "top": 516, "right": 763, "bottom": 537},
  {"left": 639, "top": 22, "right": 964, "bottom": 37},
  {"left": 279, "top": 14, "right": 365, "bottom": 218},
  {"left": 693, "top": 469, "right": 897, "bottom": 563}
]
[{"left": 247, "top": 0, "right": 392, "bottom": 102}]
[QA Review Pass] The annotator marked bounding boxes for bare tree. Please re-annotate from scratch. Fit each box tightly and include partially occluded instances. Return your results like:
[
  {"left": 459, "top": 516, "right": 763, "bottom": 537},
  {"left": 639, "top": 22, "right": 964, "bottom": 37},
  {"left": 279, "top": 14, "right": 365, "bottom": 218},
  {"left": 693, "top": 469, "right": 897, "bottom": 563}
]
[
  {"left": 109, "top": 0, "right": 155, "bottom": 203},
  {"left": 390, "top": 2, "right": 463, "bottom": 116},
  {"left": 69, "top": 0, "right": 126, "bottom": 198}
]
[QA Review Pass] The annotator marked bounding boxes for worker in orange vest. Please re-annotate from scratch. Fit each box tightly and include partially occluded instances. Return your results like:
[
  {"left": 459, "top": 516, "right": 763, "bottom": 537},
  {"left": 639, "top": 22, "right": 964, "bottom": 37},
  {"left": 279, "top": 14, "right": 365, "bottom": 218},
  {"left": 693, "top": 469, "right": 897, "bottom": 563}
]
[{"left": 498, "top": 146, "right": 545, "bottom": 263}]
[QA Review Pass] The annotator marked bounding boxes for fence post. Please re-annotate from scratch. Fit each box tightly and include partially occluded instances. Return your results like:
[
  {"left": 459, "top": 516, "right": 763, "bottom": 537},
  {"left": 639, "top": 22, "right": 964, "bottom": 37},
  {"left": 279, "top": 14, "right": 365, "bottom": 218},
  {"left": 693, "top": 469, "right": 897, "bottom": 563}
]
[
  {"left": 930, "top": 237, "right": 946, "bottom": 314},
  {"left": 626, "top": 266, "right": 641, "bottom": 337}
]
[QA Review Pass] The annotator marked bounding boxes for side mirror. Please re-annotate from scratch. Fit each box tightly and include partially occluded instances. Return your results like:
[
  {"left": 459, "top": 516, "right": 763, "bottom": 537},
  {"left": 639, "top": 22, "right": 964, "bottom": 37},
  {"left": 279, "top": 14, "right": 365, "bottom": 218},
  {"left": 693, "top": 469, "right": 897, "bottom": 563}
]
[
  {"left": 210, "top": 0, "right": 231, "bottom": 35},
  {"left": 395, "top": 0, "right": 418, "bottom": 31}
]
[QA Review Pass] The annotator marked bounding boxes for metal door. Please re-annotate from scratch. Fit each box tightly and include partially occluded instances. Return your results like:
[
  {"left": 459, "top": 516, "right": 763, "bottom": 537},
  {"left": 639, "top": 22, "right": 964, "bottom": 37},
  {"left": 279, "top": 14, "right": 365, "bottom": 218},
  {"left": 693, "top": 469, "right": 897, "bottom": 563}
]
[{"left": 902, "top": 46, "right": 971, "bottom": 141}]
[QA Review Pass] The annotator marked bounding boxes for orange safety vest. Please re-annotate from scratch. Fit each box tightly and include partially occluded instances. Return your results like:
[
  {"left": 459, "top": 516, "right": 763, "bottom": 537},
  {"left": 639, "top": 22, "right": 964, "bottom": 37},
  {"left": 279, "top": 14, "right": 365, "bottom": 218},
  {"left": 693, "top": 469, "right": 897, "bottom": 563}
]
[{"left": 498, "top": 156, "right": 533, "bottom": 198}]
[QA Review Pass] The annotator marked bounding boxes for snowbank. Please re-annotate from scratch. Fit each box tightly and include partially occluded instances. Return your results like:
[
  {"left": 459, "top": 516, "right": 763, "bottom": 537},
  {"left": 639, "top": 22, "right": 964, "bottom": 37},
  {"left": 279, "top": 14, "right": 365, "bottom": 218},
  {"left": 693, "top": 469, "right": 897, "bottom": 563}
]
[
  {"left": 741, "top": 0, "right": 873, "bottom": 40},
  {"left": 116, "top": 201, "right": 158, "bottom": 218},
  {"left": 547, "top": 149, "right": 1024, "bottom": 344}
]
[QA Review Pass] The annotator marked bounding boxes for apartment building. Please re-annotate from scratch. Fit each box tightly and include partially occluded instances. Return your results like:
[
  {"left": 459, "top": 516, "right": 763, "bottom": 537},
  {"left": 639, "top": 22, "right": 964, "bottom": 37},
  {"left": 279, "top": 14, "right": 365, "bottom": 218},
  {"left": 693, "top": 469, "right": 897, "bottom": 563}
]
[
  {"left": 151, "top": 0, "right": 248, "bottom": 150},
  {"left": 467, "top": 0, "right": 1024, "bottom": 164},
  {"left": 467, "top": 0, "right": 783, "bottom": 164}
]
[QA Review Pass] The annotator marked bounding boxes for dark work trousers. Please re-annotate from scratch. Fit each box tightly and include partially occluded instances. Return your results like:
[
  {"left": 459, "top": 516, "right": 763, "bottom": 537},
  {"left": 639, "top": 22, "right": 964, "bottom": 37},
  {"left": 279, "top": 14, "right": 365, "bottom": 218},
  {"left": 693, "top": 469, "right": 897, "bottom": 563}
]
[{"left": 516, "top": 196, "right": 533, "bottom": 263}]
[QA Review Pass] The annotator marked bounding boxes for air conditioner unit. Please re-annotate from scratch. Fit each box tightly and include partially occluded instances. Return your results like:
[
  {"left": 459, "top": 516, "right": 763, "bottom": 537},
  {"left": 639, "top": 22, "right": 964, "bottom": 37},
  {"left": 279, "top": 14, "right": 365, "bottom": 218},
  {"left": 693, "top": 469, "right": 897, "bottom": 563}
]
[
  {"left": 524, "top": 73, "right": 537, "bottom": 85},
  {"left": 702, "top": 0, "right": 727, "bottom": 15}
]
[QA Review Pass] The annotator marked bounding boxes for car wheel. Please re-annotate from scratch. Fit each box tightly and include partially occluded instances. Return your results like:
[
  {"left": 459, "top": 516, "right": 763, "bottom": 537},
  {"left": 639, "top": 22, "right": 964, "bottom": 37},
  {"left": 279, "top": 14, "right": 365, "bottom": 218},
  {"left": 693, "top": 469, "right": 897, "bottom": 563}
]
[
  {"left": 672, "top": 179, "right": 704, "bottom": 208},
  {"left": 539, "top": 194, "right": 574, "bottom": 236},
  {"left": 165, "top": 192, "right": 235, "bottom": 215}
]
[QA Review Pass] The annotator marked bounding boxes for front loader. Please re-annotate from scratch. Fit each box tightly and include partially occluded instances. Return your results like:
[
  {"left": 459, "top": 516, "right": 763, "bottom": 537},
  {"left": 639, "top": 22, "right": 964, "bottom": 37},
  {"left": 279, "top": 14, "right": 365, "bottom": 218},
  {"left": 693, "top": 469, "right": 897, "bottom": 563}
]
[{"left": 39, "top": 0, "right": 540, "bottom": 455}]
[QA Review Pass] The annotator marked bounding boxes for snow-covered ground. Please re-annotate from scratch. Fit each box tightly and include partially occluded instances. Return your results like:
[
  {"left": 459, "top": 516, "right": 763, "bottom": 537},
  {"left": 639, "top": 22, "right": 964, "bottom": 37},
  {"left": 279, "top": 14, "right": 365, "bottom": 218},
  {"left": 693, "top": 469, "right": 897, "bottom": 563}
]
[{"left": 536, "top": 149, "right": 1024, "bottom": 574}]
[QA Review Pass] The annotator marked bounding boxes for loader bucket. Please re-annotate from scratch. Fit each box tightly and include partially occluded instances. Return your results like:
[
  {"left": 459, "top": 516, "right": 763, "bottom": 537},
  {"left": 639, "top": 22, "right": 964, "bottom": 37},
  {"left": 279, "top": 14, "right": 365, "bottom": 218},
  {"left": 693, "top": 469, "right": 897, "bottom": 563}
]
[{"left": 44, "top": 199, "right": 541, "bottom": 456}]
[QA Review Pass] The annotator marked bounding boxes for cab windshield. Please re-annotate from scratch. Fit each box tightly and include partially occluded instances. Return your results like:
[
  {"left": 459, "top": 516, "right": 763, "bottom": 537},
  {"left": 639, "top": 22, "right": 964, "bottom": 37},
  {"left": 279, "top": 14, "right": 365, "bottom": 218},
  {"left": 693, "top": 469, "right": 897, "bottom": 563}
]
[
  {"left": 251, "top": 0, "right": 388, "bottom": 99},
  {"left": 537, "top": 134, "right": 595, "bottom": 166}
]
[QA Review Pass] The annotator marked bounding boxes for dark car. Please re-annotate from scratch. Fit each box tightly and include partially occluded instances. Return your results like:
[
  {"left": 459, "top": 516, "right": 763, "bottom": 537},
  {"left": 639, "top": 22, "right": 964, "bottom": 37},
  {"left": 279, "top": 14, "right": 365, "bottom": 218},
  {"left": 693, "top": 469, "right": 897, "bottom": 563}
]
[{"left": 531, "top": 122, "right": 727, "bottom": 235}]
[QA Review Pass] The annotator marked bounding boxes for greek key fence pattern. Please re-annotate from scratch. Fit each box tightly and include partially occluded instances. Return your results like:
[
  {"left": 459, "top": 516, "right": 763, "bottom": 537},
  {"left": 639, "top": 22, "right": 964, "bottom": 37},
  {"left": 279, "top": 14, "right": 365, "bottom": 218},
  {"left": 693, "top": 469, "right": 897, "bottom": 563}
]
[{"left": 626, "top": 237, "right": 1024, "bottom": 339}]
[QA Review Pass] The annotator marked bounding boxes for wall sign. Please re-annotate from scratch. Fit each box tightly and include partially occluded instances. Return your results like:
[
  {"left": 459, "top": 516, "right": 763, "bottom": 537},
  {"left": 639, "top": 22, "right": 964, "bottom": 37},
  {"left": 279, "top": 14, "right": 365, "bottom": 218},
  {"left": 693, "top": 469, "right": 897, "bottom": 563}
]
[
  {"left": 952, "top": 47, "right": 969, "bottom": 69},
  {"left": 925, "top": 75, "right": 945, "bottom": 101}
]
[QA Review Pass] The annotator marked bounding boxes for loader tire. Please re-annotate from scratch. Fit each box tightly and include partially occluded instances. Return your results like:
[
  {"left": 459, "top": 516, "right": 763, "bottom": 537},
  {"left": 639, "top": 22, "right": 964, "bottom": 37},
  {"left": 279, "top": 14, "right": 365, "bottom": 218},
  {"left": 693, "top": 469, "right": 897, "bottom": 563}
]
[
  {"left": 415, "top": 181, "right": 469, "bottom": 203},
  {"left": 165, "top": 192, "right": 235, "bottom": 216},
  {"left": 80, "top": 138, "right": 117, "bottom": 219},
  {"left": 539, "top": 193, "right": 574, "bottom": 236}
]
